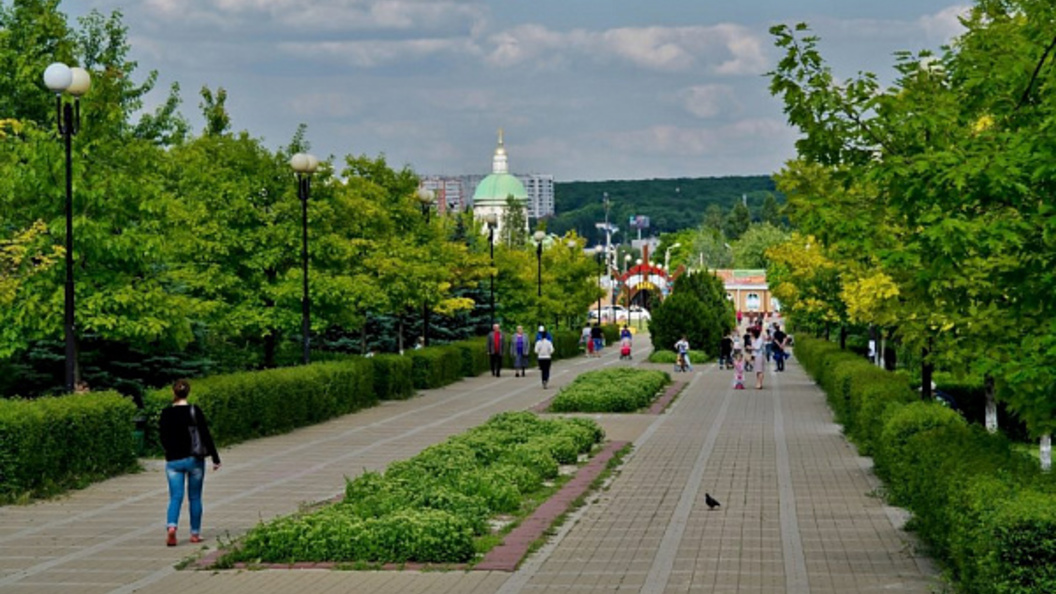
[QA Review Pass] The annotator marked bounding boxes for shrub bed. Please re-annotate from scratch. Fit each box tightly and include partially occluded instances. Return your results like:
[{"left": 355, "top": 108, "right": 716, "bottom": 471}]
[
  {"left": 797, "top": 335, "right": 1056, "bottom": 594},
  {"left": 646, "top": 349, "right": 709, "bottom": 365},
  {"left": 0, "top": 392, "right": 138, "bottom": 502},
  {"left": 222, "top": 411, "right": 605, "bottom": 565},
  {"left": 548, "top": 368, "right": 670, "bottom": 413}
]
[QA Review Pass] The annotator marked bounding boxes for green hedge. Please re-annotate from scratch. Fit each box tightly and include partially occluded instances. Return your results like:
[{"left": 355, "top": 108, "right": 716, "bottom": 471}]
[
  {"left": 797, "top": 335, "right": 1056, "bottom": 594},
  {"left": 549, "top": 368, "right": 670, "bottom": 413},
  {"left": 0, "top": 392, "right": 138, "bottom": 502},
  {"left": 142, "top": 358, "right": 377, "bottom": 454},
  {"left": 409, "top": 346, "right": 464, "bottom": 389},
  {"left": 224, "top": 411, "right": 605, "bottom": 565},
  {"left": 368, "top": 354, "right": 414, "bottom": 400},
  {"left": 646, "top": 349, "right": 709, "bottom": 365}
]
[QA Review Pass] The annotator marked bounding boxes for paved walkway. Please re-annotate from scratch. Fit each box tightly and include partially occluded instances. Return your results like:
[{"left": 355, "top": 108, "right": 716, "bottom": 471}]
[{"left": 0, "top": 338, "right": 939, "bottom": 593}]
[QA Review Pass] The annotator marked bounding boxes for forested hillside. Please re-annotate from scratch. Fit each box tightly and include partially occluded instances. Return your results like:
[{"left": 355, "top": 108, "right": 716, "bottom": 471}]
[{"left": 546, "top": 176, "right": 781, "bottom": 242}]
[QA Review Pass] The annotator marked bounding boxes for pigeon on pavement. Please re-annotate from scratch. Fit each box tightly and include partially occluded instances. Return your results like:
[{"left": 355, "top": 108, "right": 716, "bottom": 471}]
[{"left": 705, "top": 493, "right": 721, "bottom": 509}]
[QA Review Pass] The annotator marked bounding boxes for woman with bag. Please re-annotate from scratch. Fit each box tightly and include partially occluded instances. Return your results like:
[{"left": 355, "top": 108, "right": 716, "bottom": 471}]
[{"left": 159, "top": 379, "right": 221, "bottom": 546}]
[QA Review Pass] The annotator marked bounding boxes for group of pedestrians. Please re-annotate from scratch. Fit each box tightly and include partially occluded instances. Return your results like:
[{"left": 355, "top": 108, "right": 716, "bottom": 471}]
[
  {"left": 486, "top": 323, "right": 555, "bottom": 388},
  {"left": 718, "top": 318, "right": 792, "bottom": 390}
]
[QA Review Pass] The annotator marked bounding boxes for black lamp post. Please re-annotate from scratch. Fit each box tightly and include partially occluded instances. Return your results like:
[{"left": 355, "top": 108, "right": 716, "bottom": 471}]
[
  {"left": 44, "top": 62, "right": 91, "bottom": 393},
  {"left": 417, "top": 188, "right": 435, "bottom": 346},
  {"left": 594, "top": 245, "right": 603, "bottom": 323},
  {"left": 533, "top": 231, "right": 546, "bottom": 297},
  {"left": 290, "top": 152, "right": 319, "bottom": 365},
  {"left": 485, "top": 213, "right": 498, "bottom": 324}
]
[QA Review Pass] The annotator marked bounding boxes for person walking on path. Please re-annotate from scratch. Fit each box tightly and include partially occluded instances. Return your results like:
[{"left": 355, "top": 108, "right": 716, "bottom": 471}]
[
  {"left": 751, "top": 327, "right": 766, "bottom": 389},
  {"left": 590, "top": 323, "right": 604, "bottom": 357},
  {"left": 158, "top": 379, "right": 221, "bottom": 547},
  {"left": 772, "top": 324, "right": 788, "bottom": 372},
  {"left": 719, "top": 332, "right": 733, "bottom": 369},
  {"left": 512, "top": 325, "right": 530, "bottom": 377},
  {"left": 487, "top": 323, "right": 506, "bottom": 377},
  {"left": 534, "top": 332, "right": 554, "bottom": 389}
]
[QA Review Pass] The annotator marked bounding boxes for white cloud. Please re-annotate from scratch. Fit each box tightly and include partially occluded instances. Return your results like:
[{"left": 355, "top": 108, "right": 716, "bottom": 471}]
[
  {"left": 144, "top": 0, "right": 487, "bottom": 33},
  {"left": 680, "top": 84, "right": 737, "bottom": 119},
  {"left": 604, "top": 118, "right": 793, "bottom": 157},
  {"left": 286, "top": 92, "right": 365, "bottom": 118},
  {"left": 485, "top": 24, "right": 768, "bottom": 75},
  {"left": 919, "top": 5, "right": 970, "bottom": 42},
  {"left": 279, "top": 37, "right": 477, "bottom": 67}
]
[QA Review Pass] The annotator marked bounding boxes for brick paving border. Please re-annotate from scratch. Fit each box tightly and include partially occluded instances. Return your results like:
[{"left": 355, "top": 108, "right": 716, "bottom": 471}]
[{"left": 194, "top": 440, "right": 630, "bottom": 573}]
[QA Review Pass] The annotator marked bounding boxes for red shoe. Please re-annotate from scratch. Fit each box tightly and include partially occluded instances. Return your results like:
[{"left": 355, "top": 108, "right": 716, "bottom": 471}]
[
  {"left": 189, "top": 534, "right": 203, "bottom": 544},
  {"left": 166, "top": 527, "right": 177, "bottom": 547}
]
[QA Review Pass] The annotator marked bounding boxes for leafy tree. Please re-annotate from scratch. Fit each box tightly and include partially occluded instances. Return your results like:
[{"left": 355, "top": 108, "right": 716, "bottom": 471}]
[
  {"left": 731, "top": 223, "right": 789, "bottom": 269},
  {"left": 0, "top": 0, "right": 75, "bottom": 125},
  {"left": 767, "top": 6, "right": 1056, "bottom": 460},
  {"left": 723, "top": 202, "right": 751, "bottom": 240},
  {"left": 500, "top": 195, "right": 528, "bottom": 248},
  {"left": 760, "top": 193, "right": 782, "bottom": 227},
  {"left": 649, "top": 269, "right": 733, "bottom": 357}
]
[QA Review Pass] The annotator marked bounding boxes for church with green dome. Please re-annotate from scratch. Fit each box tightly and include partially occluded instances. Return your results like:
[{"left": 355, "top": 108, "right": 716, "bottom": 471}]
[{"left": 474, "top": 130, "right": 530, "bottom": 241}]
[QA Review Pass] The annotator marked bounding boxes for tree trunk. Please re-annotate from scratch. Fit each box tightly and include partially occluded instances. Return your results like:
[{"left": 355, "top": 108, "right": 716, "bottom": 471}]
[
  {"left": 361, "top": 320, "right": 368, "bottom": 355},
  {"left": 984, "top": 375, "right": 998, "bottom": 434},
  {"left": 824, "top": 323, "right": 831, "bottom": 341},
  {"left": 921, "top": 345, "right": 933, "bottom": 402},
  {"left": 839, "top": 324, "right": 847, "bottom": 350},
  {"left": 1042, "top": 434, "right": 1052, "bottom": 473},
  {"left": 263, "top": 331, "right": 277, "bottom": 369},
  {"left": 398, "top": 316, "right": 405, "bottom": 354},
  {"left": 883, "top": 328, "right": 897, "bottom": 371}
]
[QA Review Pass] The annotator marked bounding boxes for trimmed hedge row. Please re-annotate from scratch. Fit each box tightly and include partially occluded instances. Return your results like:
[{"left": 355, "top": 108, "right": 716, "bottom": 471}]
[
  {"left": 141, "top": 358, "right": 378, "bottom": 454},
  {"left": 224, "top": 411, "right": 605, "bottom": 565},
  {"left": 0, "top": 392, "right": 138, "bottom": 502},
  {"left": 549, "top": 368, "right": 671, "bottom": 413},
  {"left": 1, "top": 329, "right": 607, "bottom": 502},
  {"left": 796, "top": 336, "right": 1056, "bottom": 594},
  {"left": 646, "top": 349, "right": 709, "bottom": 365}
]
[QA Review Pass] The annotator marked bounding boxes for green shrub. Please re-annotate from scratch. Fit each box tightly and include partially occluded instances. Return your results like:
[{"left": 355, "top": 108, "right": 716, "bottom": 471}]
[
  {"left": 548, "top": 368, "right": 670, "bottom": 413},
  {"left": 647, "top": 349, "right": 709, "bottom": 364},
  {"left": 409, "top": 346, "right": 463, "bottom": 389},
  {"left": 226, "top": 411, "right": 605, "bottom": 565},
  {"left": 369, "top": 354, "right": 414, "bottom": 400},
  {"left": 0, "top": 392, "right": 138, "bottom": 502},
  {"left": 142, "top": 358, "right": 376, "bottom": 454},
  {"left": 449, "top": 338, "right": 490, "bottom": 376},
  {"left": 797, "top": 336, "right": 1056, "bottom": 594}
]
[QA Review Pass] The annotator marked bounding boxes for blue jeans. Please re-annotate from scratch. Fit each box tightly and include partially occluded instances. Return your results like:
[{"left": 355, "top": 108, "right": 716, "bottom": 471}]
[{"left": 166, "top": 457, "right": 205, "bottom": 533}]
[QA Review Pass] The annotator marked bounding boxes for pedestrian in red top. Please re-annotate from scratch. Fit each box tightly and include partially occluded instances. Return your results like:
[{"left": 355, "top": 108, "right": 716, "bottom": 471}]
[{"left": 486, "top": 323, "right": 505, "bottom": 377}]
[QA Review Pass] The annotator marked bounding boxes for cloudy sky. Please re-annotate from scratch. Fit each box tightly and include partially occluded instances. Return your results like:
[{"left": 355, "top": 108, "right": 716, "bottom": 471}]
[{"left": 68, "top": 0, "right": 967, "bottom": 181}]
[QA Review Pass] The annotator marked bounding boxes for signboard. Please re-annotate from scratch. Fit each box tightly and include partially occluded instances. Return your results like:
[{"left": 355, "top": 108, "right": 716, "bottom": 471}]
[{"left": 629, "top": 215, "right": 650, "bottom": 230}]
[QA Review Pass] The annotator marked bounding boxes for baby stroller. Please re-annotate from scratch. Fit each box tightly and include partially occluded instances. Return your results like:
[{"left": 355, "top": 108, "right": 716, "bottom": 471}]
[{"left": 619, "top": 338, "right": 632, "bottom": 360}]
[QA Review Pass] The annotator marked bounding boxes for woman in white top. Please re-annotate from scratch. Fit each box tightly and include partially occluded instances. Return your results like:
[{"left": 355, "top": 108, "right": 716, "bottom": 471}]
[{"left": 534, "top": 334, "right": 554, "bottom": 389}]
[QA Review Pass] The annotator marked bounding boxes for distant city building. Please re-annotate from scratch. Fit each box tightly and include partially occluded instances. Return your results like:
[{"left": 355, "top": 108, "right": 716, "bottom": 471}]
[
  {"left": 418, "top": 176, "right": 466, "bottom": 214},
  {"left": 519, "top": 174, "right": 555, "bottom": 219},
  {"left": 711, "top": 269, "right": 777, "bottom": 313}
]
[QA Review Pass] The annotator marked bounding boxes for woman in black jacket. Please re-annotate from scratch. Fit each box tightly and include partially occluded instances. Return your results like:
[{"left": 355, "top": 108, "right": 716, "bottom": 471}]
[{"left": 159, "top": 379, "right": 221, "bottom": 546}]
